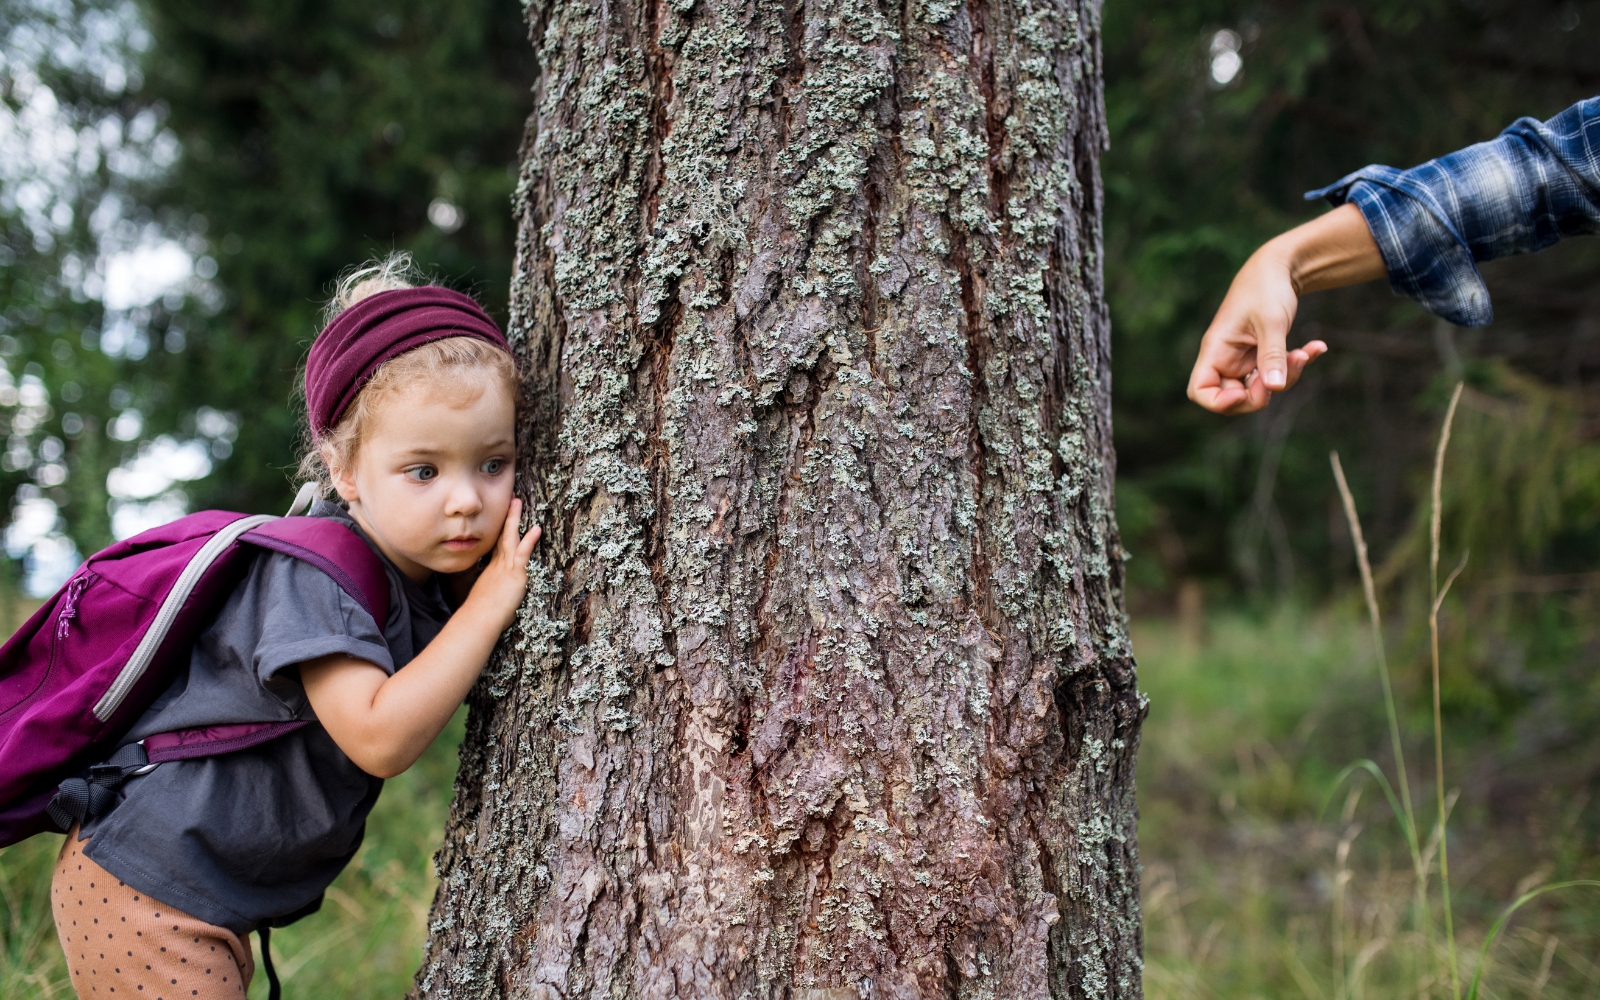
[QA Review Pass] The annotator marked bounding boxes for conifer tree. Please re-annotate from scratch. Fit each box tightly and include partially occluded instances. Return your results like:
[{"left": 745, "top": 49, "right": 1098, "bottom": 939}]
[{"left": 417, "top": 1, "right": 1144, "bottom": 996}]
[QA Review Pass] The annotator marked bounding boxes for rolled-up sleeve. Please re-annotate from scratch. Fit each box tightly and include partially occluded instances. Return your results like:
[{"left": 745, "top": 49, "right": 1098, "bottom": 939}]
[
  {"left": 250, "top": 553, "right": 395, "bottom": 690},
  {"left": 1307, "top": 97, "right": 1600, "bottom": 327}
]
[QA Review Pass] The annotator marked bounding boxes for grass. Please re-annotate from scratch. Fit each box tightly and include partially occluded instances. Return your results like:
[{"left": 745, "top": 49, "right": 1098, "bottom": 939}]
[
  {"left": 1136, "top": 384, "right": 1600, "bottom": 999},
  {"left": 1135, "top": 607, "right": 1600, "bottom": 999}
]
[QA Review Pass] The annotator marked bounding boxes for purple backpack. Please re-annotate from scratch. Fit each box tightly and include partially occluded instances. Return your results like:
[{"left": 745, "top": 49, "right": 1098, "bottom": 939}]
[{"left": 0, "top": 499, "right": 388, "bottom": 848}]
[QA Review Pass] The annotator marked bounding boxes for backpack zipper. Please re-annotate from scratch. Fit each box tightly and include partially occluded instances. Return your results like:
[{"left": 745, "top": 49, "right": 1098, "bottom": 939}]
[{"left": 92, "top": 514, "right": 277, "bottom": 722}]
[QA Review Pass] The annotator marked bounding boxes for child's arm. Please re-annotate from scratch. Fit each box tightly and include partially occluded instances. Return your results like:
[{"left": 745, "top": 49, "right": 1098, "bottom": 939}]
[
  {"left": 1187, "top": 203, "right": 1383, "bottom": 415},
  {"left": 299, "top": 500, "right": 541, "bottom": 778}
]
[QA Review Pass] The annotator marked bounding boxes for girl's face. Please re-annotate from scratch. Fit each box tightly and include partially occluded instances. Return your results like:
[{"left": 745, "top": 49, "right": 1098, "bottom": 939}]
[{"left": 331, "top": 380, "right": 516, "bottom": 582}]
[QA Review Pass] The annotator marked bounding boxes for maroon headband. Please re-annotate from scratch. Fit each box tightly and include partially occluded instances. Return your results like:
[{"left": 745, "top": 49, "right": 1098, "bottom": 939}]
[{"left": 305, "top": 286, "right": 509, "bottom": 434}]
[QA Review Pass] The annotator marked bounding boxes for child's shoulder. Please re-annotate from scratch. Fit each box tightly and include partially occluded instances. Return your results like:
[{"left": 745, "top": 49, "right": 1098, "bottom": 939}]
[
  {"left": 231, "top": 519, "right": 390, "bottom": 638},
  {"left": 229, "top": 551, "right": 376, "bottom": 634},
  {"left": 218, "top": 545, "right": 397, "bottom": 681}
]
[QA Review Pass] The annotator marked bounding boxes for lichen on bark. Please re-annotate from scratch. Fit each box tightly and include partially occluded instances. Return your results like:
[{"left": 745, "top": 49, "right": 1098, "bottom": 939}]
[{"left": 414, "top": 0, "right": 1144, "bottom": 997}]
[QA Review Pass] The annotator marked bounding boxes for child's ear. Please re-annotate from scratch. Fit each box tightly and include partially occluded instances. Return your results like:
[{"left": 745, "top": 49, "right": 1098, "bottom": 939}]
[{"left": 325, "top": 446, "right": 359, "bottom": 504}]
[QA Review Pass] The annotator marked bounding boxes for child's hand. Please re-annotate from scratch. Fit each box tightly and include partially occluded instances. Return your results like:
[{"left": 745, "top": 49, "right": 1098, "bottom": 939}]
[{"left": 466, "top": 497, "right": 541, "bottom": 629}]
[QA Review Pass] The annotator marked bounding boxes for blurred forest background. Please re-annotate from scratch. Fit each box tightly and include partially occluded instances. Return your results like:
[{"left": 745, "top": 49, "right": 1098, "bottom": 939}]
[{"left": 2, "top": 0, "right": 1600, "bottom": 996}]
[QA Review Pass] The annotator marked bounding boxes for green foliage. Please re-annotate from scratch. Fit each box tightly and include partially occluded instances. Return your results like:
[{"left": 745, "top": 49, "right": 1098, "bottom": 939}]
[
  {"left": 0, "top": 1, "right": 165, "bottom": 564},
  {"left": 136, "top": 0, "right": 533, "bottom": 513},
  {"left": 0, "top": 835, "right": 66, "bottom": 998},
  {"left": 1385, "top": 366, "right": 1600, "bottom": 586},
  {"left": 1136, "top": 399, "right": 1600, "bottom": 999},
  {"left": 0, "top": 0, "right": 532, "bottom": 589},
  {"left": 1362, "top": 366, "right": 1600, "bottom": 751},
  {"left": 1137, "top": 611, "right": 1600, "bottom": 999},
  {"left": 0, "top": 239, "right": 122, "bottom": 556}
]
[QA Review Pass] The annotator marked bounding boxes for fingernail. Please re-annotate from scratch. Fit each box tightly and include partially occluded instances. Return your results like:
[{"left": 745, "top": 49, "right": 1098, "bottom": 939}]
[{"left": 1264, "top": 369, "right": 1286, "bottom": 389}]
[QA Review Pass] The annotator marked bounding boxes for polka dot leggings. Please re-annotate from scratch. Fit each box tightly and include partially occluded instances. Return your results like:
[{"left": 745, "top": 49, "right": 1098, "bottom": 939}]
[{"left": 52, "top": 830, "right": 255, "bottom": 999}]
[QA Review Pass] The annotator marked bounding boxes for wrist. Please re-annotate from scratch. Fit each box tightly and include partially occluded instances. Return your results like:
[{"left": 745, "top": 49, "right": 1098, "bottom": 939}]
[
  {"left": 459, "top": 571, "right": 522, "bottom": 630},
  {"left": 1279, "top": 203, "right": 1386, "bottom": 296},
  {"left": 1249, "top": 236, "right": 1301, "bottom": 295},
  {"left": 1282, "top": 230, "right": 1330, "bottom": 297},
  {"left": 1256, "top": 226, "right": 1328, "bottom": 298}
]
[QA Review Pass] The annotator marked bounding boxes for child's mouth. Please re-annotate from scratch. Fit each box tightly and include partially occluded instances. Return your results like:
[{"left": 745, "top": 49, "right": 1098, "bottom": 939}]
[{"left": 442, "top": 536, "right": 480, "bottom": 551}]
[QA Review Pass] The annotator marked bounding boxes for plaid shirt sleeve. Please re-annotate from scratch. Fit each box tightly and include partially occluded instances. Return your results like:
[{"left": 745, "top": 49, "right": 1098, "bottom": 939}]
[{"left": 1307, "top": 97, "right": 1600, "bottom": 327}]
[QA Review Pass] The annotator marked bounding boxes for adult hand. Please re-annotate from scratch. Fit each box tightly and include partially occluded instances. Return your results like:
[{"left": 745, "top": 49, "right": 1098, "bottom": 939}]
[{"left": 1187, "top": 203, "right": 1386, "bottom": 415}]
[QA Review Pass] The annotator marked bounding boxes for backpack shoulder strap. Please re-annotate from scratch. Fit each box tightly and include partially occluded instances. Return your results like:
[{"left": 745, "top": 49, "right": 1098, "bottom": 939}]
[
  {"left": 91, "top": 513, "right": 278, "bottom": 723},
  {"left": 242, "top": 519, "right": 391, "bottom": 627}
]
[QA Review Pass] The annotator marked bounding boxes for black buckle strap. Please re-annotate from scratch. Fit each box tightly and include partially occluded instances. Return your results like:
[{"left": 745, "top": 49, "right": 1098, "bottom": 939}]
[{"left": 46, "top": 743, "right": 153, "bottom": 831}]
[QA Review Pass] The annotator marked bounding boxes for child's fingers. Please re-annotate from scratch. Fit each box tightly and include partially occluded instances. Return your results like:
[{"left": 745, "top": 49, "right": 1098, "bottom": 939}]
[
  {"left": 516, "top": 524, "right": 542, "bottom": 562},
  {"left": 499, "top": 499, "right": 523, "bottom": 553},
  {"left": 493, "top": 498, "right": 540, "bottom": 569}
]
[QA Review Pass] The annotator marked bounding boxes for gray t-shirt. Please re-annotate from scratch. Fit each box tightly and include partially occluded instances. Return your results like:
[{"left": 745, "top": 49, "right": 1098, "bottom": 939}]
[{"left": 79, "top": 501, "right": 451, "bottom": 933}]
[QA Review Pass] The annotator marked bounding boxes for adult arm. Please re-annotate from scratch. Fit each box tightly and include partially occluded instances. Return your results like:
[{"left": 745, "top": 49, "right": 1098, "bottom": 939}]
[
  {"left": 1187, "top": 203, "right": 1383, "bottom": 414},
  {"left": 300, "top": 502, "right": 540, "bottom": 779},
  {"left": 1190, "top": 96, "right": 1600, "bottom": 415}
]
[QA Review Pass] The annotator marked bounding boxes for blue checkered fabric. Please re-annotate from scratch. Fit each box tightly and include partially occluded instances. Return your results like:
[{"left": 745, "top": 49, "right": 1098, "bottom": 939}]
[{"left": 1307, "top": 97, "right": 1600, "bottom": 327}]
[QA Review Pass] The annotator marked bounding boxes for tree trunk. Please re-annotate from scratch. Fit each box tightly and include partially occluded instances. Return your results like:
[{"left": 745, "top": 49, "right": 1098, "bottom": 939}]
[{"left": 414, "top": 0, "right": 1144, "bottom": 996}]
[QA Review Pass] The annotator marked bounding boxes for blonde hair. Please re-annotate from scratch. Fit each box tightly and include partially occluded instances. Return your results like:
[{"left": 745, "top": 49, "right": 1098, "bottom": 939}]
[{"left": 297, "top": 252, "right": 518, "bottom": 493}]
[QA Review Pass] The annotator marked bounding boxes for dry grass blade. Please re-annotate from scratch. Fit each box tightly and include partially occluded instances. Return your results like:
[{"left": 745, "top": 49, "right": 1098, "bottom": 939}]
[
  {"left": 1431, "top": 382, "right": 1465, "bottom": 1000},
  {"left": 1431, "top": 384, "right": 1463, "bottom": 599},
  {"left": 1330, "top": 452, "right": 1380, "bottom": 642},
  {"left": 1330, "top": 453, "right": 1418, "bottom": 847},
  {"left": 1433, "top": 552, "right": 1468, "bottom": 617},
  {"left": 1331, "top": 450, "right": 1436, "bottom": 996}
]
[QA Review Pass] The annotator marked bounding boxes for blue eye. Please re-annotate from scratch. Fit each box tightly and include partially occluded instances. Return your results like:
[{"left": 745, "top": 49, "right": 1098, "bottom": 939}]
[
  {"left": 407, "top": 466, "right": 437, "bottom": 482},
  {"left": 482, "top": 458, "right": 506, "bottom": 475}
]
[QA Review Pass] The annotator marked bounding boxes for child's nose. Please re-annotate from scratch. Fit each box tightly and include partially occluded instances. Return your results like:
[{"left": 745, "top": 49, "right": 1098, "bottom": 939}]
[{"left": 442, "top": 479, "right": 484, "bottom": 518}]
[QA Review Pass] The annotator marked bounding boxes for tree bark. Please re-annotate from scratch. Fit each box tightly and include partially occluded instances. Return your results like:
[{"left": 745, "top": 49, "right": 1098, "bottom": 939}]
[{"left": 414, "top": 0, "right": 1144, "bottom": 996}]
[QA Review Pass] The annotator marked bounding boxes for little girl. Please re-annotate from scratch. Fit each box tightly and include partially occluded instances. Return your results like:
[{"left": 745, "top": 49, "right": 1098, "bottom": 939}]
[{"left": 49, "top": 256, "right": 539, "bottom": 999}]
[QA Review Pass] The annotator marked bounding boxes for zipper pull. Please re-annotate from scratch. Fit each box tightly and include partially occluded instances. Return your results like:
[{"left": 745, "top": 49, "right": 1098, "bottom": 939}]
[{"left": 56, "top": 573, "right": 93, "bottom": 639}]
